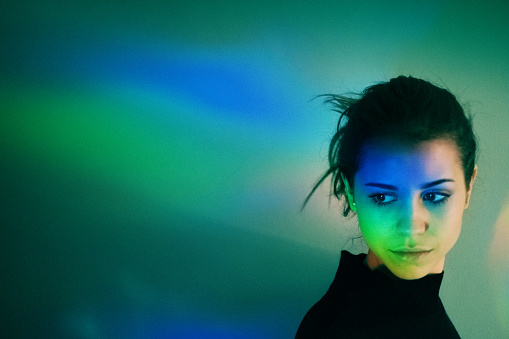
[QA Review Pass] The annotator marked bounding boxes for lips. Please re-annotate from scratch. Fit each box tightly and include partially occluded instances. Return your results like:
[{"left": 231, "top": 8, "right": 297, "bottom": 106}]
[
  {"left": 390, "top": 249, "right": 432, "bottom": 261},
  {"left": 392, "top": 248, "right": 432, "bottom": 253}
]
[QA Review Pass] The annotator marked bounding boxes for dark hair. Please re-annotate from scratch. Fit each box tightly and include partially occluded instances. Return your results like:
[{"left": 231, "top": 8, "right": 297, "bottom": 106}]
[{"left": 304, "top": 75, "right": 477, "bottom": 216}]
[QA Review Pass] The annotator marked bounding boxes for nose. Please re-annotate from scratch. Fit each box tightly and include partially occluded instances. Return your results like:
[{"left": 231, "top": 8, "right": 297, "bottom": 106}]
[{"left": 397, "top": 197, "right": 429, "bottom": 235}]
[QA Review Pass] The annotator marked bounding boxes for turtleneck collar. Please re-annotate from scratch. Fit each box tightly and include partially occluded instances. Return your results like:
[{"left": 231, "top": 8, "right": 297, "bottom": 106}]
[{"left": 331, "top": 251, "right": 445, "bottom": 317}]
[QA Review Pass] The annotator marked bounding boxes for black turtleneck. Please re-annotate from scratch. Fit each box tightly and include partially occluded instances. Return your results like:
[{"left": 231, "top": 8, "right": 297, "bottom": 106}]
[{"left": 295, "top": 251, "right": 461, "bottom": 338}]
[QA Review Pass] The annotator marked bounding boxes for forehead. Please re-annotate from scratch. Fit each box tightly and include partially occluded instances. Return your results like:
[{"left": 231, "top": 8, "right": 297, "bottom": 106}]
[{"left": 355, "top": 138, "right": 464, "bottom": 184}]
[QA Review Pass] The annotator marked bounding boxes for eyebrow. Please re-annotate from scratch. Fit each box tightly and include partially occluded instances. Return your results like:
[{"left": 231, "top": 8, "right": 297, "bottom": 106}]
[{"left": 365, "top": 179, "right": 455, "bottom": 191}]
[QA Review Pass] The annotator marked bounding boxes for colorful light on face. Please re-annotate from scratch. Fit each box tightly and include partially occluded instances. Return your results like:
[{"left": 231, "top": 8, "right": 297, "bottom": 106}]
[{"left": 351, "top": 139, "right": 476, "bottom": 280}]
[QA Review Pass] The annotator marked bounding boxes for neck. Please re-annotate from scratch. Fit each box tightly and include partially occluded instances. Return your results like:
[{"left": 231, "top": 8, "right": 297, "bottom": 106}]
[
  {"left": 365, "top": 248, "right": 384, "bottom": 270},
  {"left": 363, "top": 249, "right": 400, "bottom": 280}
]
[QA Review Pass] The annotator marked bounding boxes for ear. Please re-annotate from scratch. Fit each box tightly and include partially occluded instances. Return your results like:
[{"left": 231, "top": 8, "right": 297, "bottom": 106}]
[
  {"left": 341, "top": 173, "right": 357, "bottom": 211},
  {"left": 465, "top": 165, "right": 477, "bottom": 209}
]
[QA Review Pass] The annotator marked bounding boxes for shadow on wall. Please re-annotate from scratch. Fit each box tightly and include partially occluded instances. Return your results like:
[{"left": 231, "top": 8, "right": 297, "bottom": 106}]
[{"left": 1, "top": 152, "right": 337, "bottom": 338}]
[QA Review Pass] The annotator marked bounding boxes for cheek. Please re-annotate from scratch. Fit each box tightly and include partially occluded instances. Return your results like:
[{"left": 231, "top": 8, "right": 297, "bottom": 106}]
[
  {"left": 439, "top": 203, "right": 465, "bottom": 236},
  {"left": 357, "top": 207, "right": 397, "bottom": 243},
  {"left": 438, "top": 195, "right": 466, "bottom": 226},
  {"left": 428, "top": 200, "right": 466, "bottom": 248}
]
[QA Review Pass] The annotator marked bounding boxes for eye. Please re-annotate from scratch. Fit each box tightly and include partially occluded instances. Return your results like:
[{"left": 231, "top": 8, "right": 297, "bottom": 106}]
[
  {"left": 369, "top": 193, "right": 397, "bottom": 206},
  {"left": 422, "top": 192, "right": 450, "bottom": 205}
]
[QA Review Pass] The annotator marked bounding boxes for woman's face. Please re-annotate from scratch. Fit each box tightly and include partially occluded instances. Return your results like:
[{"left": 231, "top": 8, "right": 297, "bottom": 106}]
[{"left": 352, "top": 138, "right": 476, "bottom": 280}]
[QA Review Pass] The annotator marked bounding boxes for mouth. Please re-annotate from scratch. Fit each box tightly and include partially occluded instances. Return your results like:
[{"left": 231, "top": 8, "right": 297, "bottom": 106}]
[{"left": 390, "top": 249, "right": 432, "bottom": 261}]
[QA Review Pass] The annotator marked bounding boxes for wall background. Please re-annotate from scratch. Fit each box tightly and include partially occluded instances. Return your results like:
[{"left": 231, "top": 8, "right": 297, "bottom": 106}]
[{"left": 2, "top": 0, "right": 508, "bottom": 338}]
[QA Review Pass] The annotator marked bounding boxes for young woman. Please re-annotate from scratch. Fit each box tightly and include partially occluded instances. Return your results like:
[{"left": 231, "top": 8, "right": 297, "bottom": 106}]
[{"left": 296, "top": 76, "right": 477, "bottom": 338}]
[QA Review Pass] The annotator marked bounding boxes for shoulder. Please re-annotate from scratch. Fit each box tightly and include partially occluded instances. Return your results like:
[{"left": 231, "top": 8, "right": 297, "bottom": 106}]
[
  {"left": 295, "top": 291, "right": 341, "bottom": 338},
  {"left": 295, "top": 251, "right": 364, "bottom": 338}
]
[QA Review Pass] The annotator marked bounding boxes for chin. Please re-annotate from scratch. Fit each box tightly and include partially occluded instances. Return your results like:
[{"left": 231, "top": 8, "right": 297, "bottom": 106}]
[{"left": 390, "top": 267, "right": 430, "bottom": 280}]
